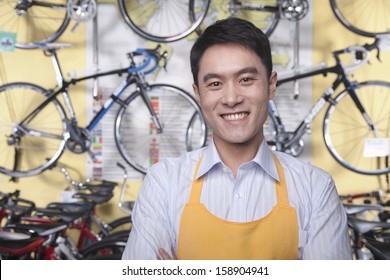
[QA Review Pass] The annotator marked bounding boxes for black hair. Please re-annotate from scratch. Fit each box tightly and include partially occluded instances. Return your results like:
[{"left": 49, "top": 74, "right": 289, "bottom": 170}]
[{"left": 190, "top": 17, "right": 273, "bottom": 86}]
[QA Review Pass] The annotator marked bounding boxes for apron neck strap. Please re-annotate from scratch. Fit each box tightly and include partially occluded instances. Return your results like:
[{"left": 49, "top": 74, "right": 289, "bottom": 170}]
[
  {"left": 190, "top": 154, "right": 204, "bottom": 203},
  {"left": 272, "top": 154, "right": 289, "bottom": 206}
]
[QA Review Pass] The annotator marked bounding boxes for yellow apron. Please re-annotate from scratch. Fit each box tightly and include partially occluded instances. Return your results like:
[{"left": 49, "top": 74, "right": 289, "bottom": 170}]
[{"left": 177, "top": 154, "right": 298, "bottom": 260}]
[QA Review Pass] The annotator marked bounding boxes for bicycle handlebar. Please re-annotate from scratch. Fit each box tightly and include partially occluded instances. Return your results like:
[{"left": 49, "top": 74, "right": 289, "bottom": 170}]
[
  {"left": 333, "top": 37, "right": 384, "bottom": 73},
  {"left": 127, "top": 44, "right": 168, "bottom": 75}
]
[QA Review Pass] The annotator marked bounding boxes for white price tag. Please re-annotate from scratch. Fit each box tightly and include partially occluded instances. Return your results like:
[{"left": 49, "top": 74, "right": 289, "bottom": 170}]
[{"left": 363, "top": 138, "right": 389, "bottom": 157}]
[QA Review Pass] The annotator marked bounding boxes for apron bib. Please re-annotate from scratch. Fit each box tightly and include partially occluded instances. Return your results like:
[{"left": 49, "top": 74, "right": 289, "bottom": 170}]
[{"left": 177, "top": 154, "right": 298, "bottom": 260}]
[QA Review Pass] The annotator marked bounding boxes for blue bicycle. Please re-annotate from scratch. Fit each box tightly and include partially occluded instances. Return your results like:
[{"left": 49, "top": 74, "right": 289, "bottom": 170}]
[{"left": 0, "top": 43, "right": 207, "bottom": 178}]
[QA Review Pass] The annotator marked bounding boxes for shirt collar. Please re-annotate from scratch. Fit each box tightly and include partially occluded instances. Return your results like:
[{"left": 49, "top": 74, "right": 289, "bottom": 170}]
[
  {"left": 194, "top": 139, "right": 280, "bottom": 182},
  {"left": 253, "top": 140, "right": 280, "bottom": 181},
  {"left": 195, "top": 139, "right": 221, "bottom": 179}
]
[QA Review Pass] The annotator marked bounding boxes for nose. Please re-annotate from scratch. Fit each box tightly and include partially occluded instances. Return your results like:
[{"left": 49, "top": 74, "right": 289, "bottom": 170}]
[{"left": 221, "top": 84, "right": 244, "bottom": 107}]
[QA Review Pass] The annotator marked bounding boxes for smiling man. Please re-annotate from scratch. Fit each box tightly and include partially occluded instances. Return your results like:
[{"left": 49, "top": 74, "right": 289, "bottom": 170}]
[{"left": 122, "top": 18, "right": 352, "bottom": 260}]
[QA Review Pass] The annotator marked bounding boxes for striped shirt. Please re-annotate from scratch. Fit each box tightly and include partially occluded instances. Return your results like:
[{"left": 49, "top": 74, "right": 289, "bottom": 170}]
[{"left": 122, "top": 140, "right": 352, "bottom": 260}]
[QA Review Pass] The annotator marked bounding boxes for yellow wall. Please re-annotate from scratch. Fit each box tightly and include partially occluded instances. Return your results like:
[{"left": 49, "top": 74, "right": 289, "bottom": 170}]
[{"left": 0, "top": 1, "right": 389, "bottom": 224}]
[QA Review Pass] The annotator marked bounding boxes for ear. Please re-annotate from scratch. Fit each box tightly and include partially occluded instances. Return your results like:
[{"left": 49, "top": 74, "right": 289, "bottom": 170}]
[
  {"left": 192, "top": 83, "right": 201, "bottom": 104},
  {"left": 268, "top": 71, "right": 277, "bottom": 100}
]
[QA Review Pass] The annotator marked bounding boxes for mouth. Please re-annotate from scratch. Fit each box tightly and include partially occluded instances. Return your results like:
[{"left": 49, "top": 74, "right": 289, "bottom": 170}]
[{"left": 221, "top": 112, "right": 249, "bottom": 121}]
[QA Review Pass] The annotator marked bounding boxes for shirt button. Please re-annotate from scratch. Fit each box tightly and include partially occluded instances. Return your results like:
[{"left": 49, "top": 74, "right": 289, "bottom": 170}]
[{"left": 235, "top": 193, "right": 241, "bottom": 199}]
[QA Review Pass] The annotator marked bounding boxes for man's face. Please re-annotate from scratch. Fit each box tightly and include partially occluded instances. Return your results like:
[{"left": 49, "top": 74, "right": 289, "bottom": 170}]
[{"left": 193, "top": 43, "right": 277, "bottom": 148}]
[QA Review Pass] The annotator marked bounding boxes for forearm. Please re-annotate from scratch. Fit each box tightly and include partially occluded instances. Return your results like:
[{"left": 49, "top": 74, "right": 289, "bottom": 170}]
[{"left": 122, "top": 170, "right": 175, "bottom": 260}]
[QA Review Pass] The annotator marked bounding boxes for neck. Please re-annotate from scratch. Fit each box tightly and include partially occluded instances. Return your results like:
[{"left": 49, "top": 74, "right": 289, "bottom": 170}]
[{"left": 213, "top": 137, "right": 263, "bottom": 177}]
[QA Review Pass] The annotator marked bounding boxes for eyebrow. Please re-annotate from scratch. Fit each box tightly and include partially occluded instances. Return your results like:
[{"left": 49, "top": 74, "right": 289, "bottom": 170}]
[{"left": 202, "top": 67, "right": 259, "bottom": 83}]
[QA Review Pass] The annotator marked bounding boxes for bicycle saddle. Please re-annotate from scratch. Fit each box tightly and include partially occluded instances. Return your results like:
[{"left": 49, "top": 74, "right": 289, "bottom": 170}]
[
  {"left": 347, "top": 216, "right": 390, "bottom": 234},
  {"left": 34, "top": 207, "right": 86, "bottom": 223},
  {"left": 5, "top": 222, "right": 68, "bottom": 237},
  {"left": 46, "top": 201, "right": 92, "bottom": 213},
  {"left": 81, "top": 180, "right": 117, "bottom": 193},
  {"left": 343, "top": 203, "right": 385, "bottom": 215},
  {"left": 121, "top": 201, "right": 135, "bottom": 211},
  {"left": 72, "top": 192, "right": 113, "bottom": 204}
]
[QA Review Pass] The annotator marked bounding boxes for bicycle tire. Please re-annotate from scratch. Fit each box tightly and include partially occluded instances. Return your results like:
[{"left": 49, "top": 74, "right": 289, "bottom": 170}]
[
  {"left": 115, "top": 83, "right": 207, "bottom": 174},
  {"left": 330, "top": 0, "right": 390, "bottom": 37},
  {"left": 193, "top": 0, "right": 281, "bottom": 38},
  {"left": 0, "top": 82, "right": 67, "bottom": 177},
  {"left": 323, "top": 80, "right": 390, "bottom": 175},
  {"left": 79, "top": 238, "right": 127, "bottom": 260},
  {"left": 0, "top": 0, "right": 70, "bottom": 49},
  {"left": 103, "top": 230, "right": 130, "bottom": 241},
  {"left": 117, "top": 0, "right": 210, "bottom": 42}
]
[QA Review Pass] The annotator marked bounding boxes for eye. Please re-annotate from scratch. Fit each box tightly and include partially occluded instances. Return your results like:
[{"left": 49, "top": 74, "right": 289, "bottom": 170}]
[
  {"left": 210, "top": 81, "right": 221, "bottom": 86},
  {"left": 207, "top": 81, "right": 222, "bottom": 89},
  {"left": 240, "top": 77, "right": 254, "bottom": 84}
]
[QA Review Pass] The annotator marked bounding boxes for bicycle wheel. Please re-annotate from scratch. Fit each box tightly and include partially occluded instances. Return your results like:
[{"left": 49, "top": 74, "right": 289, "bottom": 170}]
[
  {"left": 330, "top": 0, "right": 390, "bottom": 37},
  {"left": 115, "top": 83, "right": 207, "bottom": 174},
  {"left": 0, "top": 0, "right": 70, "bottom": 49},
  {"left": 323, "top": 81, "right": 390, "bottom": 175},
  {"left": 0, "top": 83, "right": 67, "bottom": 178},
  {"left": 193, "top": 0, "right": 280, "bottom": 38},
  {"left": 117, "top": 0, "right": 210, "bottom": 42}
]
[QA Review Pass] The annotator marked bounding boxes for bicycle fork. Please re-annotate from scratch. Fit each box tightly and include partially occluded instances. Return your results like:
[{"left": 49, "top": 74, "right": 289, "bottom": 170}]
[
  {"left": 138, "top": 84, "right": 163, "bottom": 134},
  {"left": 346, "top": 81, "right": 377, "bottom": 136}
]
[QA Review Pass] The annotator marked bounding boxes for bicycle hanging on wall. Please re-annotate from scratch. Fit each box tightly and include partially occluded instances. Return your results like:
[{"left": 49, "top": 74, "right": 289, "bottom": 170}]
[
  {"left": 265, "top": 36, "right": 390, "bottom": 176},
  {"left": 0, "top": 43, "right": 207, "bottom": 178}
]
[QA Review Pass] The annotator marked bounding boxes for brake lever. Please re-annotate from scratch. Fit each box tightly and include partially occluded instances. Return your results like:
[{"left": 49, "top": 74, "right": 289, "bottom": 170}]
[
  {"left": 375, "top": 45, "right": 382, "bottom": 63},
  {"left": 161, "top": 51, "right": 168, "bottom": 71}
]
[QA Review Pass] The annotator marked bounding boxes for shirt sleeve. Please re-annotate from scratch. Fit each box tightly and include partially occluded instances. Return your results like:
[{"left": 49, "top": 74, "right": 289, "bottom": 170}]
[
  {"left": 121, "top": 166, "right": 175, "bottom": 260},
  {"left": 302, "top": 172, "right": 352, "bottom": 260}
]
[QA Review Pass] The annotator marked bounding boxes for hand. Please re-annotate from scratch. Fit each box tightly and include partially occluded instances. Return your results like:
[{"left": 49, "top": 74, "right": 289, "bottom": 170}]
[{"left": 157, "top": 248, "right": 177, "bottom": 260}]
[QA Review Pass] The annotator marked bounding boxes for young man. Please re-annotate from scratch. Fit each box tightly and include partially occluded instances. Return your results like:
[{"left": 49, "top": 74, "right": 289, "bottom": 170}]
[{"left": 122, "top": 18, "right": 352, "bottom": 260}]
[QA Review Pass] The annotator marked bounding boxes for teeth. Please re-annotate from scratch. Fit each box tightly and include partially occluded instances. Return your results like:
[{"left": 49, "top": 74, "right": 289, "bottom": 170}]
[{"left": 222, "top": 113, "right": 248, "bottom": 121}]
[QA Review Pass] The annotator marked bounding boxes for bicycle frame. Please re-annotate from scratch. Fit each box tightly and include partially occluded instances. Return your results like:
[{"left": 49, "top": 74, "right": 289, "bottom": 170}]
[
  {"left": 15, "top": 47, "right": 161, "bottom": 150},
  {"left": 269, "top": 46, "right": 376, "bottom": 152}
]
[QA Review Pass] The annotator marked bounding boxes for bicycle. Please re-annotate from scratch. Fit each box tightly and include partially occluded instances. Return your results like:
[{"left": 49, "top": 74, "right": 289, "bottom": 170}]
[
  {"left": 341, "top": 196, "right": 390, "bottom": 260},
  {"left": 0, "top": 172, "right": 130, "bottom": 259},
  {"left": 0, "top": 43, "right": 207, "bottom": 178},
  {"left": 338, "top": 190, "right": 390, "bottom": 260},
  {"left": 0, "top": 0, "right": 211, "bottom": 48},
  {"left": 346, "top": 209, "right": 390, "bottom": 260},
  {"left": 50, "top": 161, "right": 133, "bottom": 239},
  {"left": 0, "top": 219, "right": 127, "bottom": 259},
  {"left": 196, "top": 0, "right": 390, "bottom": 38},
  {"left": 265, "top": 36, "right": 390, "bottom": 175}
]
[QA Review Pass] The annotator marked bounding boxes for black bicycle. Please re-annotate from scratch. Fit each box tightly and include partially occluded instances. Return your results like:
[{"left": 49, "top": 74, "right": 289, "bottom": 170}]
[{"left": 266, "top": 37, "right": 390, "bottom": 175}]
